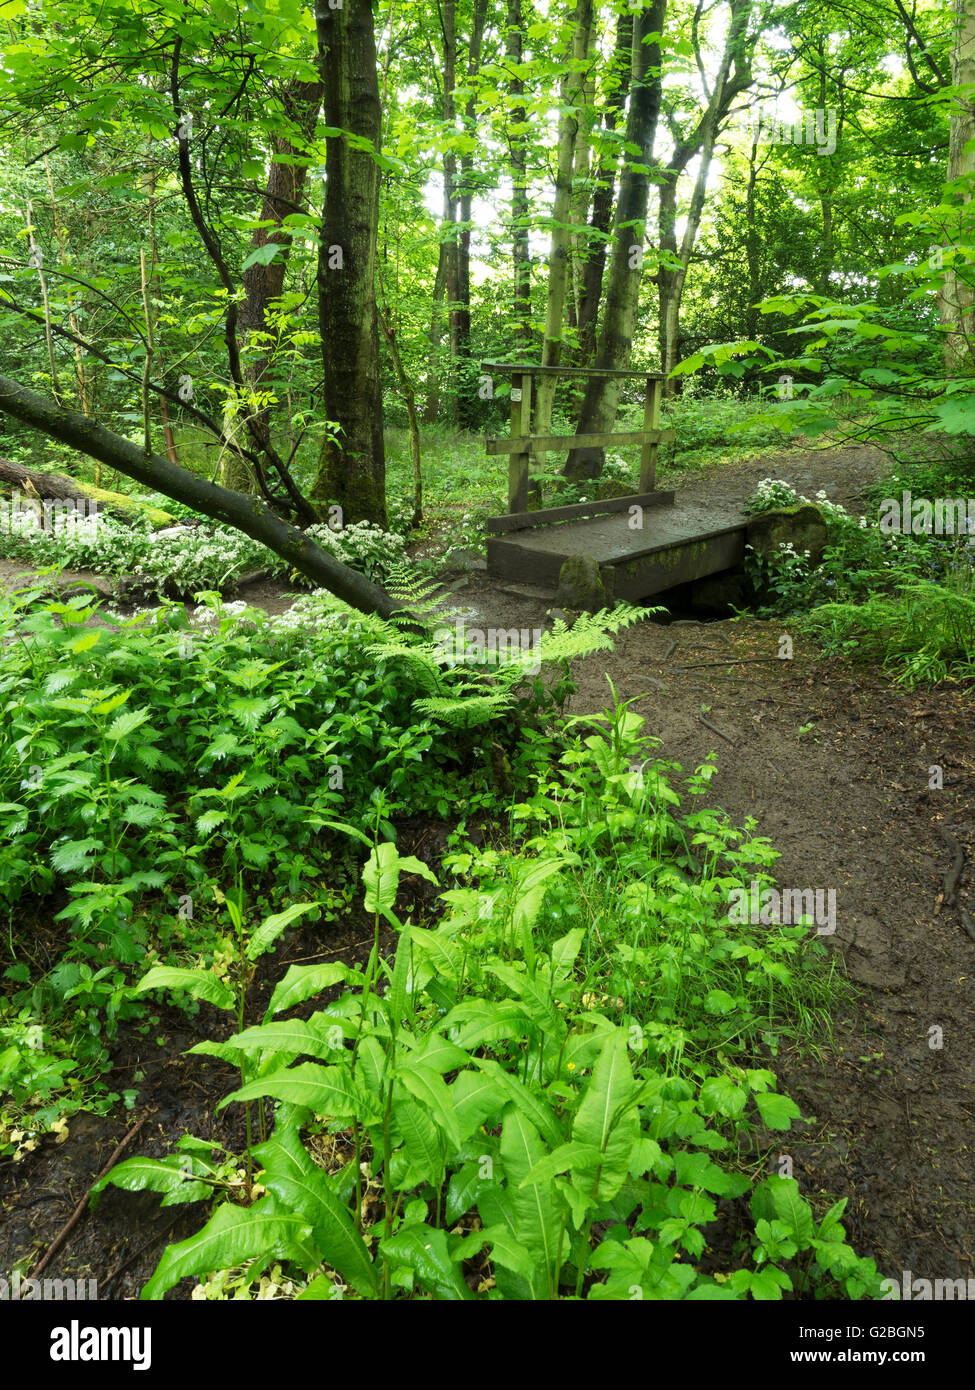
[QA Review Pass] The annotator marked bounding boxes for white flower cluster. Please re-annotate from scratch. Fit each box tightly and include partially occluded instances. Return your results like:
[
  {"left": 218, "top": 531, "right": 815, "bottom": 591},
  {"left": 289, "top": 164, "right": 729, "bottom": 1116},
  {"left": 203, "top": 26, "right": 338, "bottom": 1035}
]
[
  {"left": 0, "top": 504, "right": 409, "bottom": 593},
  {"left": 750, "top": 477, "right": 854, "bottom": 524},
  {"left": 303, "top": 520, "right": 408, "bottom": 581}
]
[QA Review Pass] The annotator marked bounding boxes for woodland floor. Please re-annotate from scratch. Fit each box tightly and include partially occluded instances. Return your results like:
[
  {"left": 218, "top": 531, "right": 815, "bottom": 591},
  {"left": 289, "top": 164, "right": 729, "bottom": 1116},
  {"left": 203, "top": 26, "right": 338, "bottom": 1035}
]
[{"left": 1, "top": 442, "right": 973, "bottom": 1298}]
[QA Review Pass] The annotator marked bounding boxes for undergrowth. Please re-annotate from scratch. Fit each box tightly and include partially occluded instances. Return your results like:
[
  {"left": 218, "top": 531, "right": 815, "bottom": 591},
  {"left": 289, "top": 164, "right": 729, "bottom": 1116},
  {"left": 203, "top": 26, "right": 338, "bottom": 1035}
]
[{"left": 92, "top": 694, "right": 881, "bottom": 1301}]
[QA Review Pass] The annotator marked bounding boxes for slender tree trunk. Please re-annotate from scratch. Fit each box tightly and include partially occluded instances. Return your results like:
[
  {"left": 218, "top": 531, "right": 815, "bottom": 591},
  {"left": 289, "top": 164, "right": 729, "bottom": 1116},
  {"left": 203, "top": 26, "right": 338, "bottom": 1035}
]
[
  {"left": 744, "top": 126, "right": 762, "bottom": 342},
  {"left": 573, "top": 10, "right": 632, "bottom": 369},
  {"left": 378, "top": 292, "right": 423, "bottom": 528},
  {"left": 942, "top": 0, "right": 975, "bottom": 369},
  {"left": 456, "top": 0, "right": 488, "bottom": 426},
  {"left": 815, "top": 48, "right": 840, "bottom": 296},
  {"left": 507, "top": 0, "right": 533, "bottom": 350},
  {"left": 43, "top": 155, "right": 91, "bottom": 423},
  {"left": 442, "top": 0, "right": 460, "bottom": 384},
  {"left": 566, "top": 1, "right": 666, "bottom": 479},
  {"left": 657, "top": 0, "right": 754, "bottom": 392},
  {"left": 423, "top": 255, "right": 447, "bottom": 422},
  {"left": 534, "top": 0, "right": 594, "bottom": 441},
  {"left": 311, "top": 0, "right": 387, "bottom": 526}
]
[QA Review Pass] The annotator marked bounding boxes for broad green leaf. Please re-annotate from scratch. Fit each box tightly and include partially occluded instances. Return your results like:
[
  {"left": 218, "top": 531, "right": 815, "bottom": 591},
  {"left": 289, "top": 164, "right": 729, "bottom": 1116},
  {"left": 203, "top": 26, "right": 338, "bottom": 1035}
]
[
  {"left": 106, "top": 708, "right": 151, "bottom": 742},
  {"left": 141, "top": 1198, "right": 316, "bottom": 1299},
  {"left": 395, "top": 1062, "right": 462, "bottom": 1149},
  {"left": 241, "top": 243, "right": 283, "bottom": 271},
  {"left": 251, "top": 1127, "right": 377, "bottom": 1298},
  {"left": 245, "top": 901, "right": 319, "bottom": 961},
  {"left": 386, "top": 919, "right": 412, "bottom": 1027},
  {"left": 392, "top": 1093, "right": 443, "bottom": 1186},
  {"left": 393, "top": 854, "right": 439, "bottom": 886},
  {"left": 219, "top": 1063, "right": 364, "bottom": 1121},
  {"left": 134, "top": 966, "right": 234, "bottom": 1011},
  {"left": 267, "top": 962, "right": 360, "bottom": 1017},
  {"left": 481, "top": 1105, "right": 562, "bottom": 1300},
  {"left": 89, "top": 1156, "right": 209, "bottom": 1212},
  {"left": 363, "top": 841, "right": 401, "bottom": 916},
  {"left": 223, "top": 1018, "right": 343, "bottom": 1062},
  {"left": 570, "top": 1032, "right": 639, "bottom": 1201},
  {"left": 380, "top": 1222, "right": 472, "bottom": 1300},
  {"left": 754, "top": 1090, "right": 802, "bottom": 1130},
  {"left": 476, "top": 1059, "right": 563, "bottom": 1148}
]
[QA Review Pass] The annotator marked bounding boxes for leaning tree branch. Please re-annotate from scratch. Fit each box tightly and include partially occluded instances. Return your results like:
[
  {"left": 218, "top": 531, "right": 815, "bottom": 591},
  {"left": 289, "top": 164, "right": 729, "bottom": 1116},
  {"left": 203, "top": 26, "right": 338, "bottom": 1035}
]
[{"left": 0, "top": 374, "right": 406, "bottom": 621}]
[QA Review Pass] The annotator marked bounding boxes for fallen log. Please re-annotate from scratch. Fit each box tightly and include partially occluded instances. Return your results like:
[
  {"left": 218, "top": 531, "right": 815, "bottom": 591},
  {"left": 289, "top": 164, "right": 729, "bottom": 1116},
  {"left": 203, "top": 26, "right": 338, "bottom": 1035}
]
[{"left": 0, "top": 455, "right": 173, "bottom": 527}]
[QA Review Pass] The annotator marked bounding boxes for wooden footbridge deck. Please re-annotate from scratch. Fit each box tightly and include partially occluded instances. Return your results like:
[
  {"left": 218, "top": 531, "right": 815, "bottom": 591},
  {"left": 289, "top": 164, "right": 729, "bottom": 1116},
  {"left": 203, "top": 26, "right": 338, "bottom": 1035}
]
[{"left": 482, "top": 364, "right": 748, "bottom": 601}]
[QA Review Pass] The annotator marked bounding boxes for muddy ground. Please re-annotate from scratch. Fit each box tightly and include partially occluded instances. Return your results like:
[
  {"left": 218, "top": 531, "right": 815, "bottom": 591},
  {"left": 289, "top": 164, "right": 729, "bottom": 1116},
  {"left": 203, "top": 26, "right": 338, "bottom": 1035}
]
[{"left": 1, "top": 442, "right": 973, "bottom": 1297}]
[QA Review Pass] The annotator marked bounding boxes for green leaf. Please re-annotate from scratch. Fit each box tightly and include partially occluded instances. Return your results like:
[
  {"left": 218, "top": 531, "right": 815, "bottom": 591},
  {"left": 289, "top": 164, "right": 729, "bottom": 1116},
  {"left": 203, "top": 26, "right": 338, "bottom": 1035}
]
[
  {"left": 106, "top": 708, "right": 151, "bottom": 742},
  {"left": 386, "top": 919, "right": 412, "bottom": 1027},
  {"left": 380, "top": 1222, "right": 472, "bottom": 1300},
  {"left": 267, "top": 962, "right": 360, "bottom": 1017},
  {"left": 523, "top": 1141, "right": 604, "bottom": 1187},
  {"left": 363, "top": 842, "right": 401, "bottom": 916},
  {"left": 141, "top": 1198, "right": 316, "bottom": 1299},
  {"left": 134, "top": 966, "right": 234, "bottom": 1011},
  {"left": 392, "top": 1093, "right": 443, "bottom": 1186},
  {"left": 755, "top": 1176, "right": 816, "bottom": 1246},
  {"left": 393, "top": 854, "right": 439, "bottom": 886},
  {"left": 754, "top": 1090, "right": 802, "bottom": 1130},
  {"left": 224, "top": 1018, "right": 342, "bottom": 1063},
  {"left": 51, "top": 838, "right": 102, "bottom": 873},
  {"left": 475, "top": 1059, "right": 562, "bottom": 1148},
  {"left": 486, "top": 1106, "right": 562, "bottom": 1299},
  {"left": 219, "top": 1062, "right": 363, "bottom": 1120},
  {"left": 251, "top": 1127, "right": 377, "bottom": 1298},
  {"left": 89, "top": 1156, "right": 209, "bottom": 1212},
  {"left": 395, "top": 1062, "right": 462, "bottom": 1149},
  {"left": 242, "top": 243, "right": 283, "bottom": 271},
  {"left": 245, "top": 901, "right": 319, "bottom": 961}
]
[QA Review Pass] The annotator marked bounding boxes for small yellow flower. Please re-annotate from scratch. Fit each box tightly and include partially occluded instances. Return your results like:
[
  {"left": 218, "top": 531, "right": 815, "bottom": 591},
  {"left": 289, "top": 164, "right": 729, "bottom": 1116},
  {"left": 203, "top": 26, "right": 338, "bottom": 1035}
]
[{"left": 567, "top": 1062, "right": 576, "bottom": 1071}]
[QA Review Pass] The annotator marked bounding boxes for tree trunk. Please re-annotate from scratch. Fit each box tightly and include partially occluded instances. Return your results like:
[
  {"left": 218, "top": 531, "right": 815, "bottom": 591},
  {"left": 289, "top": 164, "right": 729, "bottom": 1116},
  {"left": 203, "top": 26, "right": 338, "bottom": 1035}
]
[
  {"left": 534, "top": 0, "right": 595, "bottom": 442},
  {"left": 232, "top": 77, "right": 324, "bottom": 490},
  {"left": 456, "top": 0, "right": 488, "bottom": 427},
  {"left": 942, "top": 0, "right": 975, "bottom": 370},
  {"left": 0, "top": 374, "right": 402, "bottom": 619},
  {"left": 657, "top": 0, "right": 754, "bottom": 393},
  {"left": 310, "top": 0, "right": 387, "bottom": 526},
  {"left": 423, "top": 253, "right": 447, "bottom": 423},
  {"left": 566, "top": 1, "right": 666, "bottom": 480},
  {"left": 506, "top": 0, "right": 533, "bottom": 350},
  {"left": 573, "top": 10, "right": 632, "bottom": 369}
]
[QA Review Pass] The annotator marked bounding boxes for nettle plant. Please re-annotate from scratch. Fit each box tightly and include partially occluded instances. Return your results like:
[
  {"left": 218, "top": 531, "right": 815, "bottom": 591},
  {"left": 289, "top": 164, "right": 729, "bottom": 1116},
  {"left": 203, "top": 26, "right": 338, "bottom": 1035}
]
[
  {"left": 0, "top": 577, "right": 564, "bottom": 1155},
  {"left": 93, "top": 701, "right": 882, "bottom": 1301}
]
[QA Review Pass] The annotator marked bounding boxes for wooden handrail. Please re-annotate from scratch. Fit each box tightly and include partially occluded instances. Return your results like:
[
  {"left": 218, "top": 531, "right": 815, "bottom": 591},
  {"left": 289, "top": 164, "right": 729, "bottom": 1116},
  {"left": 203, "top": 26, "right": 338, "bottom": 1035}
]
[
  {"left": 481, "top": 362, "right": 663, "bottom": 380},
  {"left": 487, "top": 428, "right": 673, "bottom": 455}
]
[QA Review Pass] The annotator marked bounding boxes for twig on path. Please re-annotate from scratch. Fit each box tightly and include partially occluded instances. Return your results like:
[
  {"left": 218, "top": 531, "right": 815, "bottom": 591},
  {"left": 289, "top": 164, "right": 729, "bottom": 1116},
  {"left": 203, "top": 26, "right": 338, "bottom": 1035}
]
[
  {"left": 940, "top": 828, "right": 975, "bottom": 944},
  {"left": 698, "top": 715, "right": 736, "bottom": 746},
  {"left": 677, "top": 657, "right": 798, "bottom": 670},
  {"left": 101, "top": 1209, "right": 186, "bottom": 1298},
  {"left": 662, "top": 639, "right": 677, "bottom": 661},
  {"left": 31, "top": 1110, "right": 154, "bottom": 1279}
]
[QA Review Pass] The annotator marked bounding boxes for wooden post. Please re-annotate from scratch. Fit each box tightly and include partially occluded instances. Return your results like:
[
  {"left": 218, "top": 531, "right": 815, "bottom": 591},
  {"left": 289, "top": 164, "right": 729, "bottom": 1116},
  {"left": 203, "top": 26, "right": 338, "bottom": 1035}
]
[
  {"left": 508, "top": 370, "right": 532, "bottom": 513},
  {"left": 638, "top": 374, "right": 662, "bottom": 493}
]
